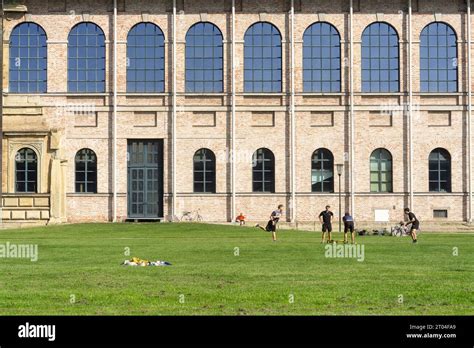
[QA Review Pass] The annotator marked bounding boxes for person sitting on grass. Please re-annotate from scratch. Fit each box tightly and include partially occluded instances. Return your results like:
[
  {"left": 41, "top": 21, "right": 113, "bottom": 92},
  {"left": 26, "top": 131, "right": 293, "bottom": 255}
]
[
  {"left": 255, "top": 204, "right": 283, "bottom": 242},
  {"left": 235, "top": 212, "right": 246, "bottom": 226}
]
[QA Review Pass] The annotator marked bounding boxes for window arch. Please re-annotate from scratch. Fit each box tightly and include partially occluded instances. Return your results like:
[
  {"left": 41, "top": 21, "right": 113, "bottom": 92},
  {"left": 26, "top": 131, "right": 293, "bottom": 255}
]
[
  {"left": 9, "top": 22, "right": 47, "bottom": 93},
  {"left": 370, "top": 148, "right": 392, "bottom": 192},
  {"left": 127, "top": 22, "right": 165, "bottom": 93},
  {"left": 193, "top": 149, "right": 216, "bottom": 193},
  {"left": 311, "top": 148, "right": 334, "bottom": 192},
  {"left": 420, "top": 22, "right": 458, "bottom": 92},
  {"left": 244, "top": 22, "right": 282, "bottom": 93},
  {"left": 75, "top": 149, "right": 97, "bottom": 193},
  {"left": 252, "top": 148, "right": 275, "bottom": 193},
  {"left": 185, "top": 22, "right": 223, "bottom": 93},
  {"left": 361, "top": 22, "right": 399, "bottom": 92},
  {"left": 15, "top": 148, "right": 37, "bottom": 193},
  {"left": 68, "top": 22, "right": 105, "bottom": 93},
  {"left": 303, "top": 22, "right": 341, "bottom": 92},
  {"left": 429, "top": 148, "right": 451, "bottom": 192}
]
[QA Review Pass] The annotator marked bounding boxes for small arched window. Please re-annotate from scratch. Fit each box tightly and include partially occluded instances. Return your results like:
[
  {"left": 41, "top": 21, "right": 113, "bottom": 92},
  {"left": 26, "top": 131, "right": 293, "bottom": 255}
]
[
  {"left": 361, "top": 22, "right": 399, "bottom": 92},
  {"left": 370, "top": 148, "right": 392, "bottom": 193},
  {"left": 303, "top": 22, "right": 341, "bottom": 92},
  {"left": 252, "top": 148, "right": 275, "bottom": 193},
  {"left": 75, "top": 149, "right": 97, "bottom": 193},
  {"left": 311, "top": 148, "right": 334, "bottom": 192},
  {"left": 193, "top": 149, "right": 216, "bottom": 193},
  {"left": 127, "top": 22, "right": 165, "bottom": 92},
  {"left": 9, "top": 22, "right": 47, "bottom": 93},
  {"left": 15, "top": 148, "right": 37, "bottom": 193},
  {"left": 68, "top": 22, "right": 105, "bottom": 93},
  {"left": 244, "top": 22, "right": 282, "bottom": 93},
  {"left": 420, "top": 22, "right": 458, "bottom": 92},
  {"left": 185, "top": 22, "right": 223, "bottom": 93},
  {"left": 429, "top": 148, "right": 451, "bottom": 192}
]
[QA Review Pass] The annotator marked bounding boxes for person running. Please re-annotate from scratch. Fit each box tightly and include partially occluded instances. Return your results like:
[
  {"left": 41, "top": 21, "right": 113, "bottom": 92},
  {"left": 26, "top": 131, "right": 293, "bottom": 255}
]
[
  {"left": 404, "top": 208, "right": 419, "bottom": 243},
  {"left": 255, "top": 204, "right": 283, "bottom": 242},
  {"left": 319, "top": 205, "right": 334, "bottom": 243},
  {"left": 343, "top": 212, "right": 355, "bottom": 244}
]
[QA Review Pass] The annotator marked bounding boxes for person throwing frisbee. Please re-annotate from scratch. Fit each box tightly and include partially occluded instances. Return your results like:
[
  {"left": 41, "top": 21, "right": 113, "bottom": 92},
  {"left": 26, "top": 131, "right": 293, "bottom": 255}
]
[
  {"left": 404, "top": 208, "right": 419, "bottom": 243},
  {"left": 255, "top": 204, "right": 283, "bottom": 242}
]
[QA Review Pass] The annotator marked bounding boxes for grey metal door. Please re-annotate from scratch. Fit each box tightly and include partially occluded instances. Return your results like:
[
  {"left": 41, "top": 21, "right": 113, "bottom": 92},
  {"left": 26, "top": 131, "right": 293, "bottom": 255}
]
[{"left": 127, "top": 140, "right": 163, "bottom": 219}]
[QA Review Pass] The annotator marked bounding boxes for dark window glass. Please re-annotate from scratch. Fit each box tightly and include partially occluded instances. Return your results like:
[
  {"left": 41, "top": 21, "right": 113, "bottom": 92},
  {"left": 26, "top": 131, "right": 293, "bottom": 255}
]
[
  {"left": 361, "top": 22, "right": 399, "bottom": 92},
  {"left": 15, "top": 148, "right": 37, "bottom": 193},
  {"left": 68, "top": 22, "right": 105, "bottom": 93},
  {"left": 244, "top": 22, "right": 282, "bottom": 93},
  {"left": 433, "top": 209, "right": 448, "bottom": 218},
  {"left": 428, "top": 148, "right": 451, "bottom": 192},
  {"left": 127, "top": 22, "right": 165, "bottom": 93},
  {"left": 420, "top": 22, "right": 458, "bottom": 92},
  {"left": 370, "top": 148, "right": 392, "bottom": 192},
  {"left": 186, "top": 22, "right": 223, "bottom": 93},
  {"left": 311, "top": 148, "right": 334, "bottom": 192},
  {"left": 9, "top": 22, "right": 47, "bottom": 93},
  {"left": 252, "top": 148, "right": 275, "bottom": 192},
  {"left": 193, "top": 149, "right": 216, "bottom": 193},
  {"left": 75, "top": 148, "right": 97, "bottom": 193},
  {"left": 303, "top": 22, "right": 340, "bottom": 92}
]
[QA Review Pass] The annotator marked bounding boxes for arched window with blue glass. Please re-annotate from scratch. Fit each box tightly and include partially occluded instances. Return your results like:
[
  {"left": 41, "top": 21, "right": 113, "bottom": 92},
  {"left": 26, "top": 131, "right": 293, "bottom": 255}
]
[
  {"left": 68, "top": 22, "right": 105, "bottom": 93},
  {"left": 420, "top": 22, "right": 458, "bottom": 92},
  {"left": 127, "top": 22, "right": 165, "bottom": 93},
  {"left": 244, "top": 22, "right": 282, "bottom": 93},
  {"left": 185, "top": 22, "right": 223, "bottom": 93},
  {"left": 9, "top": 22, "right": 47, "bottom": 93},
  {"left": 303, "top": 22, "right": 341, "bottom": 92},
  {"left": 361, "top": 22, "right": 399, "bottom": 93}
]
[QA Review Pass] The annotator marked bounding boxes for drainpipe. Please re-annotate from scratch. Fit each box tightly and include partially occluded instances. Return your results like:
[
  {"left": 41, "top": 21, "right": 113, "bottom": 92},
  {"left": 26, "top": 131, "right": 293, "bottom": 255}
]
[
  {"left": 290, "top": 0, "right": 296, "bottom": 223},
  {"left": 231, "top": 0, "right": 236, "bottom": 222},
  {"left": 408, "top": 0, "right": 414, "bottom": 211},
  {"left": 172, "top": 0, "right": 177, "bottom": 219},
  {"left": 0, "top": 1, "right": 3, "bottom": 222},
  {"left": 113, "top": 0, "right": 118, "bottom": 222},
  {"left": 349, "top": 0, "right": 355, "bottom": 217},
  {"left": 468, "top": 0, "right": 472, "bottom": 223}
]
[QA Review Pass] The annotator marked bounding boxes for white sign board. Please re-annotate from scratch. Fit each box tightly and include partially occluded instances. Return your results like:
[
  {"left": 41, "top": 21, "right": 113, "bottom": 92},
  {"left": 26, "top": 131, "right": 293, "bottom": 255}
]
[{"left": 374, "top": 209, "right": 389, "bottom": 222}]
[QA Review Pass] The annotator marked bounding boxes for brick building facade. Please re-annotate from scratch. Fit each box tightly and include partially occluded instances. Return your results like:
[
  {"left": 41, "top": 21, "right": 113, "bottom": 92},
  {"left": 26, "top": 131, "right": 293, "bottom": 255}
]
[{"left": 1, "top": 0, "right": 474, "bottom": 227}]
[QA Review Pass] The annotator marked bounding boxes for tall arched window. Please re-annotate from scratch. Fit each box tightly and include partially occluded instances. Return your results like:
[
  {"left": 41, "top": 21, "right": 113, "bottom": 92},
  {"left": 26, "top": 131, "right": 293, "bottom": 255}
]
[
  {"left": 370, "top": 149, "right": 392, "bottom": 193},
  {"left": 362, "top": 22, "right": 399, "bottom": 92},
  {"left": 420, "top": 22, "right": 458, "bottom": 92},
  {"left": 15, "top": 148, "right": 37, "bottom": 193},
  {"left": 9, "top": 22, "right": 47, "bottom": 93},
  {"left": 303, "top": 22, "right": 341, "bottom": 92},
  {"left": 127, "top": 22, "right": 165, "bottom": 93},
  {"left": 75, "top": 149, "right": 97, "bottom": 193},
  {"left": 311, "top": 148, "right": 334, "bottom": 192},
  {"left": 193, "top": 149, "right": 216, "bottom": 193},
  {"left": 252, "top": 148, "right": 275, "bottom": 192},
  {"left": 429, "top": 148, "right": 451, "bottom": 192},
  {"left": 185, "top": 22, "right": 223, "bottom": 93},
  {"left": 68, "top": 22, "right": 105, "bottom": 93},
  {"left": 244, "top": 22, "right": 282, "bottom": 93}
]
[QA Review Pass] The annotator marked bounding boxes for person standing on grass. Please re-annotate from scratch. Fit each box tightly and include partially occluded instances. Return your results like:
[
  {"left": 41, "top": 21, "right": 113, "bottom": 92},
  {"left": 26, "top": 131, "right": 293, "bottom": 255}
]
[
  {"left": 404, "top": 208, "right": 419, "bottom": 243},
  {"left": 343, "top": 212, "right": 355, "bottom": 244},
  {"left": 319, "top": 205, "right": 334, "bottom": 243},
  {"left": 255, "top": 204, "right": 283, "bottom": 242}
]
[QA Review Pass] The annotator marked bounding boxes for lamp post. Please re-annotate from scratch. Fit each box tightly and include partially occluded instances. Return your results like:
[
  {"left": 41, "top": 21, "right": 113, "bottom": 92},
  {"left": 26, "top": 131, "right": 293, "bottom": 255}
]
[{"left": 336, "top": 164, "right": 344, "bottom": 233}]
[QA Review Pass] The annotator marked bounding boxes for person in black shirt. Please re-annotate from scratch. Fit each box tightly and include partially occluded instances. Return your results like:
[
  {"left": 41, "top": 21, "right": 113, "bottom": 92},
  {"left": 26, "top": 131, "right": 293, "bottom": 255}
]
[
  {"left": 255, "top": 204, "right": 283, "bottom": 242},
  {"left": 342, "top": 212, "right": 355, "bottom": 244},
  {"left": 404, "top": 208, "right": 419, "bottom": 243},
  {"left": 319, "top": 205, "right": 334, "bottom": 243}
]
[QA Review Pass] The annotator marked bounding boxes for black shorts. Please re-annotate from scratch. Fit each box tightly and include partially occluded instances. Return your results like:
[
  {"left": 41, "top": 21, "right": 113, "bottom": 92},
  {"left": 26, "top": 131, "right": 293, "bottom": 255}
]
[
  {"left": 265, "top": 220, "right": 277, "bottom": 232},
  {"left": 344, "top": 222, "right": 354, "bottom": 233},
  {"left": 322, "top": 223, "right": 332, "bottom": 232},
  {"left": 410, "top": 221, "right": 420, "bottom": 231}
]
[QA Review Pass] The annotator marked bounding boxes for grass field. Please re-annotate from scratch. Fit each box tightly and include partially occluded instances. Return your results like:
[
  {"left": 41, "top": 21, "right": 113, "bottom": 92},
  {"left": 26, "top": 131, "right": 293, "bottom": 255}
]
[{"left": 0, "top": 223, "right": 472, "bottom": 315}]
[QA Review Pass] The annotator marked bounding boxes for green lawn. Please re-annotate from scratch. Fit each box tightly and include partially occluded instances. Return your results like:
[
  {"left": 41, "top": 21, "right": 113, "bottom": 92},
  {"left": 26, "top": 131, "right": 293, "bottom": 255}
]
[{"left": 0, "top": 223, "right": 472, "bottom": 315}]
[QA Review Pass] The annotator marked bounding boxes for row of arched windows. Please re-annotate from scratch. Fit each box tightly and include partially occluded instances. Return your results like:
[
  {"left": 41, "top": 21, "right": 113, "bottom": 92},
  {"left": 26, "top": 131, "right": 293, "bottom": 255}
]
[
  {"left": 13, "top": 147, "right": 452, "bottom": 194},
  {"left": 10, "top": 20, "right": 458, "bottom": 93}
]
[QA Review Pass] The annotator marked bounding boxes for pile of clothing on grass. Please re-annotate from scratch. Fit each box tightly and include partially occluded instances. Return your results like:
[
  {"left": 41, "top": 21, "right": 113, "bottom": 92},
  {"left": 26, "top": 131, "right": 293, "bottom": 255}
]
[{"left": 122, "top": 257, "right": 172, "bottom": 267}]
